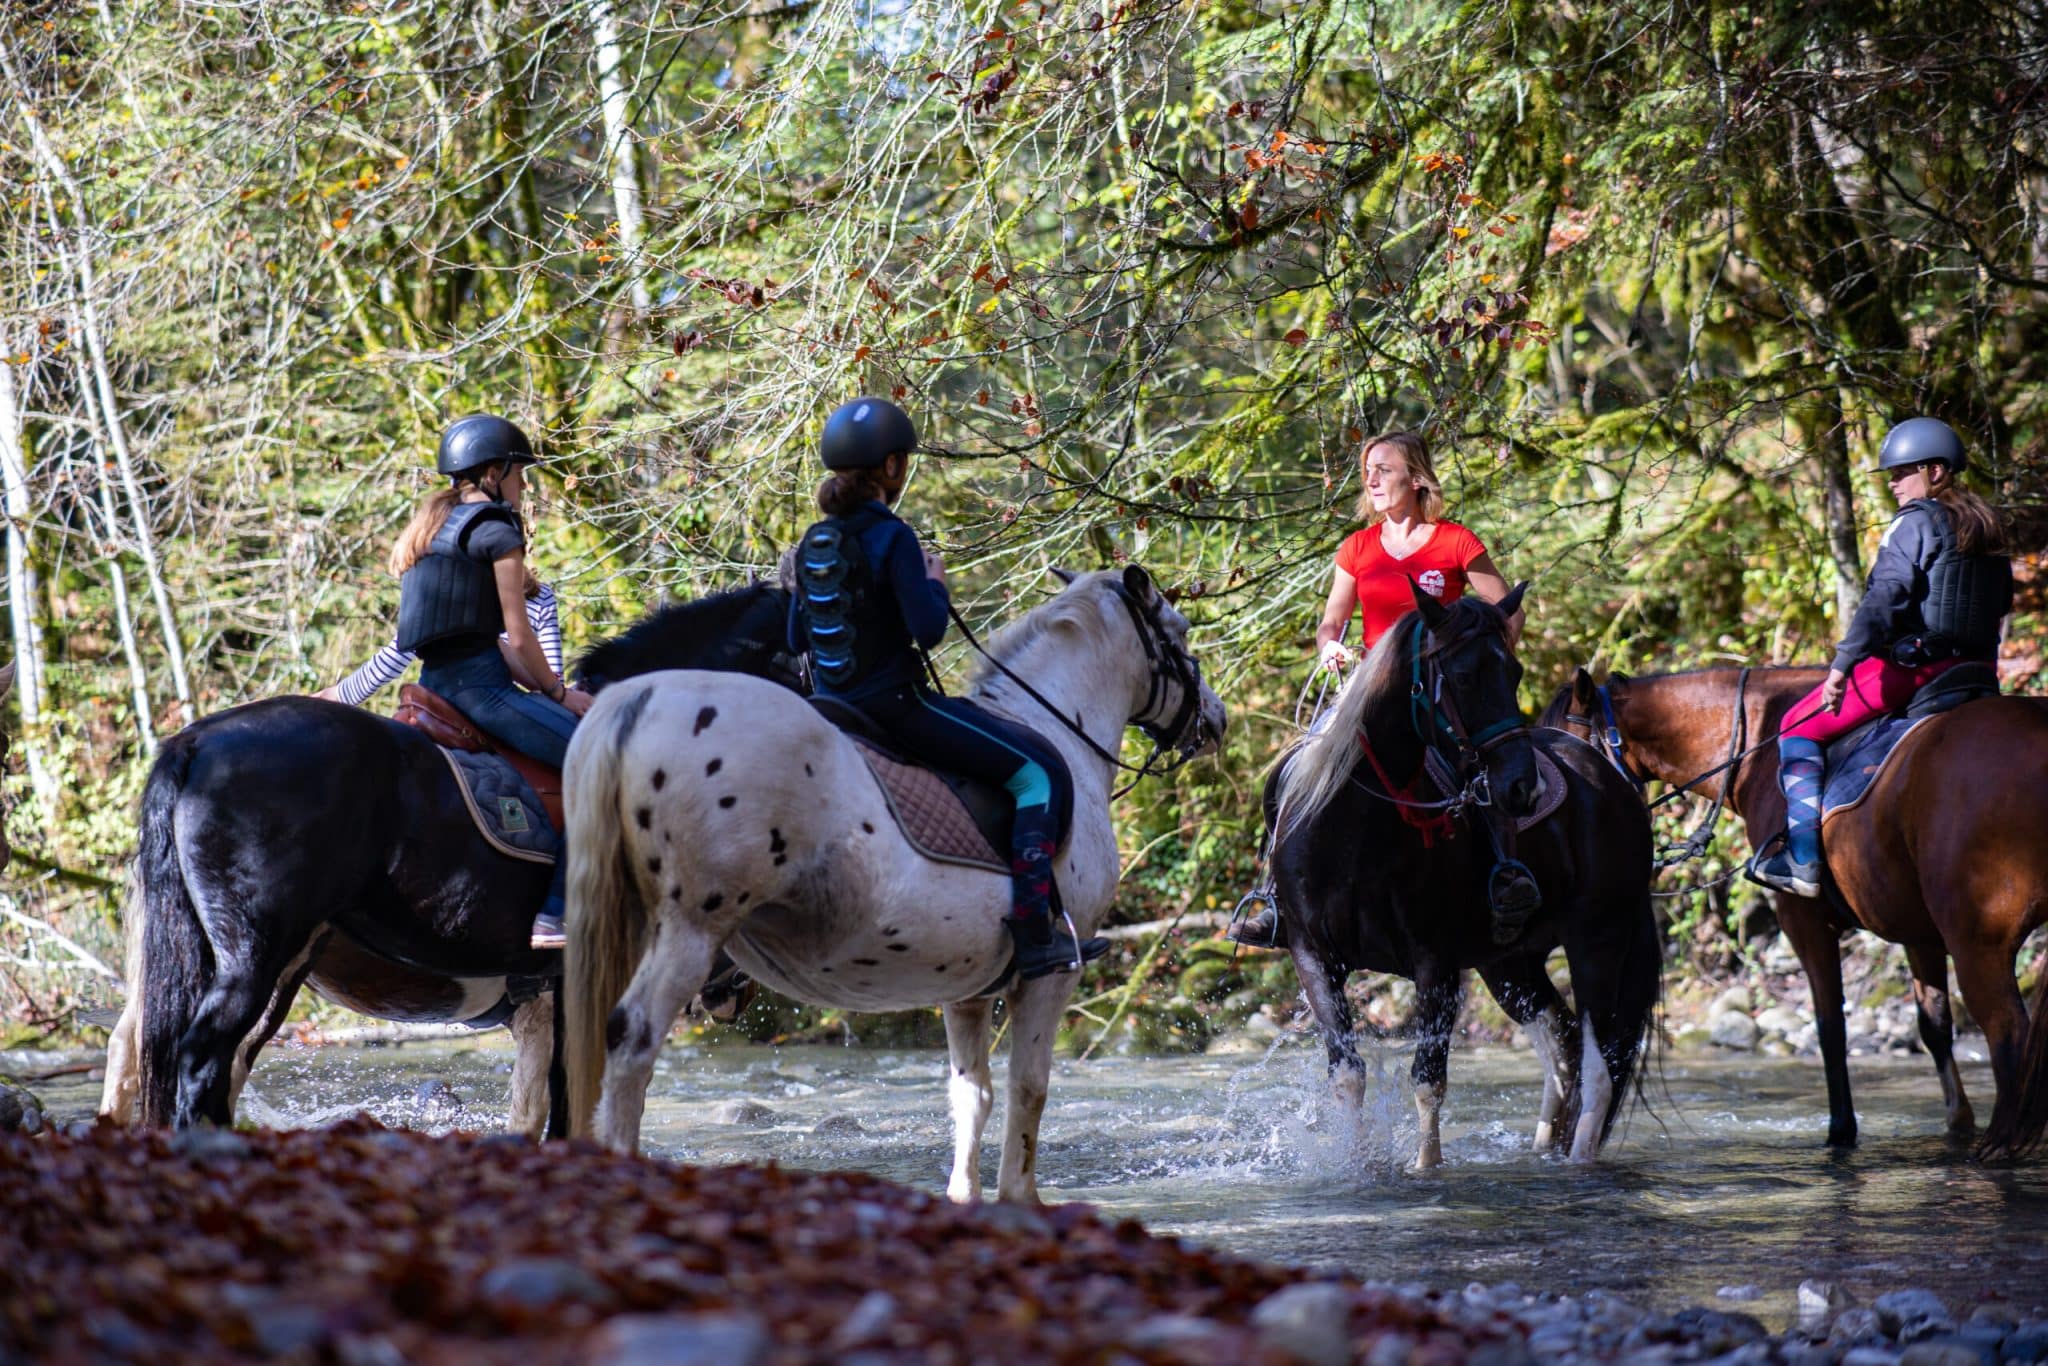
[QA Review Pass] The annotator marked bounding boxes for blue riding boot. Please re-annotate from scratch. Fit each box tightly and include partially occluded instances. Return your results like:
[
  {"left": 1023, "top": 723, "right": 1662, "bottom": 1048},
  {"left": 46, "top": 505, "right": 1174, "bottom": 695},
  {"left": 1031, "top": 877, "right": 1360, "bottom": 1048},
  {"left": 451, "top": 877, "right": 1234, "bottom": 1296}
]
[{"left": 1748, "top": 736, "right": 1823, "bottom": 898}]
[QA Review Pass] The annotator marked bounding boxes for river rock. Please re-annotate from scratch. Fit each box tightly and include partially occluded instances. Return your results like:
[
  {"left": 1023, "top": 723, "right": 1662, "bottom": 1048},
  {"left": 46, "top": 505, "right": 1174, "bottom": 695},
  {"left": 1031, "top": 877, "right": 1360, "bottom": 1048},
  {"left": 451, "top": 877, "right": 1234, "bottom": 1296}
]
[
  {"left": 2002, "top": 1322, "right": 2048, "bottom": 1362},
  {"left": 1874, "top": 1289, "right": 1952, "bottom": 1340},
  {"left": 1712, "top": 986, "right": 1755, "bottom": 1016},
  {"left": 1710, "top": 1011, "right": 1762, "bottom": 1051},
  {"left": 1898, "top": 1340, "right": 1996, "bottom": 1366},
  {"left": 246, "top": 1303, "right": 329, "bottom": 1356},
  {"left": 1250, "top": 1282, "right": 1355, "bottom": 1366},
  {"left": 814, "top": 1113, "right": 865, "bottom": 1137},
  {"left": 1674, "top": 1307, "right": 1770, "bottom": 1353},
  {"left": 1718, "top": 1284, "right": 1765, "bottom": 1302},
  {"left": 1242, "top": 1012, "right": 1282, "bottom": 1038},
  {"left": 1120, "top": 1313, "right": 1239, "bottom": 1356},
  {"left": 713, "top": 1099, "right": 776, "bottom": 1125},
  {"left": 828, "top": 1291, "right": 897, "bottom": 1350},
  {"left": 0, "top": 1081, "right": 44, "bottom": 1134},
  {"left": 1756, "top": 1006, "right": 1807, "bottom": 1037},
  {"left": 1841, "top": 1349, "right": 1906, "bottom": 1366},
  {"left": 1799, "top": 1278, "right": 1855, "bottom": 1325},
  {"left": 1831, "top": 1307, "right": 1886, "bottom": 1344},
  {"left": 169, "top": 1127, "right": 251, "bottom": 1162},
  {"left": 476, "top": 1257, "right": 617, "bottom": 1317},
  {"left": 587, "top": 1312, "right": 769, "bottom": 1366}
]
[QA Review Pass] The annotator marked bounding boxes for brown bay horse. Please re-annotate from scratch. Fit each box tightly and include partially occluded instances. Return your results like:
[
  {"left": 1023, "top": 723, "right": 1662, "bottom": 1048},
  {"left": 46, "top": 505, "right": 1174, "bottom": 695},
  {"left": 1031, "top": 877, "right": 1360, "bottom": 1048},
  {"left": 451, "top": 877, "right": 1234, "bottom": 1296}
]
[{"left": 1542, "top": 666, "right": 2048, "bottom": 1157}]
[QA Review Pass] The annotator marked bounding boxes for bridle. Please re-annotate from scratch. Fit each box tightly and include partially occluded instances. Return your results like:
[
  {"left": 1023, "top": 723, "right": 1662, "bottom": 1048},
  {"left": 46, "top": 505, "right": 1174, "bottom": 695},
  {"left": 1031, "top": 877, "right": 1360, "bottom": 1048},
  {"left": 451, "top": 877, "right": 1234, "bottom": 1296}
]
[
  {"left": 1560, "top": 681, "right": 1650, "bottom": 794},
  {"left": 1351, "top": 608, "right": 1530, "bottom": 822},
  {"left": 948, "top": 581, "right": 1213, "bottom": 797},
  {"left": 1559, "top": 667, "right": 1754, "bottom": 871}
]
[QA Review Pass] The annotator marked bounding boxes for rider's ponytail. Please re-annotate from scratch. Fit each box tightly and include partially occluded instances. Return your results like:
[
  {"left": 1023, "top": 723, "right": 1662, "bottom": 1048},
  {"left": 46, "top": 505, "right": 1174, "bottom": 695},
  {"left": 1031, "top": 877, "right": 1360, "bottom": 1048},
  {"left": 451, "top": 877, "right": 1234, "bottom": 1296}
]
[
  {"left": 1932, "top": 482, "right": 2005, "bottom": 557},
  {"left": 389, "top": 488, "right": 463, "bottom": 575}
]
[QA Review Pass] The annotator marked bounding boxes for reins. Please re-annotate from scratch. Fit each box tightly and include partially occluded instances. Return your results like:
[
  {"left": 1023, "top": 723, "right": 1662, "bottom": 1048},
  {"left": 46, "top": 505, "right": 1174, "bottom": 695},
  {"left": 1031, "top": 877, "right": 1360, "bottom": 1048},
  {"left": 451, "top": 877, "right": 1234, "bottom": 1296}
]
[{"left": 944, "top": 585, "right": 1208, "bottom": 800}]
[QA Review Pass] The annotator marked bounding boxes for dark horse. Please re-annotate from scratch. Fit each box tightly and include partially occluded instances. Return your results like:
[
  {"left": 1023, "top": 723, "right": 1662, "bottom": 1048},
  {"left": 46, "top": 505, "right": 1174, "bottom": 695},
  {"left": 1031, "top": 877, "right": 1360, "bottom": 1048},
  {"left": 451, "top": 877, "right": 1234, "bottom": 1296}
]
[
  {"left": 1544, "top": 666, "right": 2048, "bottom": 1158},
  {"left": 121, "top": 583, "right": 795, "bottom": 1131},
  {"left": 1269, "top": 587, "right": 1660, "bottom": 1167}
]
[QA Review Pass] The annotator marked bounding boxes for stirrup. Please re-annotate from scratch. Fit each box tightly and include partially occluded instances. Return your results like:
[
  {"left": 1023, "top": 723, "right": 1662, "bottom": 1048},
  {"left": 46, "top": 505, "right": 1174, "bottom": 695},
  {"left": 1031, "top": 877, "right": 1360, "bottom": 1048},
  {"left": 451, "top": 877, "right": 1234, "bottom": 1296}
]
[{"left": 1226, "top": 885, "right": 1287, "bottom": 951}]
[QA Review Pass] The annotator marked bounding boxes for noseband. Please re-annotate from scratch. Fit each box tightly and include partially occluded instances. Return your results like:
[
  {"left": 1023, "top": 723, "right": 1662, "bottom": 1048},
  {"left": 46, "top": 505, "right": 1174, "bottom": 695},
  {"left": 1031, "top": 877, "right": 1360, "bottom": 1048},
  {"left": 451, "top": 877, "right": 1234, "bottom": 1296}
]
[{"left": 1110, "top": 583, "right": 1210, "bottom": 762}]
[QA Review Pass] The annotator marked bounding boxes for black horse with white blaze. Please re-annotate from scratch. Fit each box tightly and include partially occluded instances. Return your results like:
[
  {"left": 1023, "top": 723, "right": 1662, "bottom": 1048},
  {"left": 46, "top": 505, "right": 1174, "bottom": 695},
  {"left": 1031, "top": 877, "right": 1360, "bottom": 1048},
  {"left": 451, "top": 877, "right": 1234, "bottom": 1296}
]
[{"left": 1266, "top": 586, "right": 1660, "bottom": 1167}]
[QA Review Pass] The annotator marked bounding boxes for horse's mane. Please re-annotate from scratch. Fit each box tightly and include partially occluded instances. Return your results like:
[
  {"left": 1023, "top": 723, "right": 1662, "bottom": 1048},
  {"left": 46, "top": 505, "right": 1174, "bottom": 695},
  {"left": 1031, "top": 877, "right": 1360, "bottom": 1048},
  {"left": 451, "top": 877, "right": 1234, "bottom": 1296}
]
[
  {"left": 1274, "top": 596, "right": 1503, "bottom": 842},
  {"left": 574, "top": 582, "right": 789, "bottom": 687},
  {"left": 966, "top": 573, "right": 1121, "bottom": 690}
]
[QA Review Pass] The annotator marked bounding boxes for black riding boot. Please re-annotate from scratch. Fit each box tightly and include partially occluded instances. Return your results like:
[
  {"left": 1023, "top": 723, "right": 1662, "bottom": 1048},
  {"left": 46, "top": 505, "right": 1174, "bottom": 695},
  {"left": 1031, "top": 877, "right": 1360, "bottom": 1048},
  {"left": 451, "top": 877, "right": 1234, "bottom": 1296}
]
[
  {"left": 1007, "top": 909, "right": 1109, "bottom": 981},
  {"left": 1488, "top": 861, "right": 1542, "bottom": 945}
]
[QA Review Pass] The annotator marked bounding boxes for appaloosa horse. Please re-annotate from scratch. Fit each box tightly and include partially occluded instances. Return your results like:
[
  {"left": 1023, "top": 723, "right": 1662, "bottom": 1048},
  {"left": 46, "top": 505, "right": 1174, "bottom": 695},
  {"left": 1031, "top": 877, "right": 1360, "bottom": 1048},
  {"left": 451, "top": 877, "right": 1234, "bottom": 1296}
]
[
  {"left": 1543, "top": 666, "right": 2048, "bottom": 1157},
  {"left": 115, "top": 584, "right": 794, "bottom": 1132},
  {"left": 563, "top": 566, "right": 1226, "bottom": 1202},
  {"left": 1269, "top": 588, "right": 1661, "bottom": 1168}
]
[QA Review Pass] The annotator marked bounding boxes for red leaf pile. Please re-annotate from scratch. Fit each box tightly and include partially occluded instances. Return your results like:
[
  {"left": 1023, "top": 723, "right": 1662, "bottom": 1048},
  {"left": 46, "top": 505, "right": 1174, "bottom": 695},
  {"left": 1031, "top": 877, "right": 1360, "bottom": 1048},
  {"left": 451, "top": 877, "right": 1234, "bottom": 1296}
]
[{"left": 0, "top": 1121, "right": 1515, "bottom": 1361}]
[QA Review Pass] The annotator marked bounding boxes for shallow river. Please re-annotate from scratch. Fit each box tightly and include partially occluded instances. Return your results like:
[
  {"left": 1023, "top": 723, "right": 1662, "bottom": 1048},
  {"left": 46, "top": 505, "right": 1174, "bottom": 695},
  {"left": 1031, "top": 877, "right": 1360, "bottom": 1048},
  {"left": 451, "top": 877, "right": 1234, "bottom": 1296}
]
[{"left": 23, "top": 1035, "right": 2048, "bottom": 1330}]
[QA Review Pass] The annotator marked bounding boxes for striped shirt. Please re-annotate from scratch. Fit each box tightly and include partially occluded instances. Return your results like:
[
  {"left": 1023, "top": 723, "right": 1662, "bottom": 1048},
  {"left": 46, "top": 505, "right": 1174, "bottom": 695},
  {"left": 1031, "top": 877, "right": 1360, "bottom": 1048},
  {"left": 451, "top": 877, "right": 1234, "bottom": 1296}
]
[{"left": 333, "top": 585, "right": 563, "bottom": 706}]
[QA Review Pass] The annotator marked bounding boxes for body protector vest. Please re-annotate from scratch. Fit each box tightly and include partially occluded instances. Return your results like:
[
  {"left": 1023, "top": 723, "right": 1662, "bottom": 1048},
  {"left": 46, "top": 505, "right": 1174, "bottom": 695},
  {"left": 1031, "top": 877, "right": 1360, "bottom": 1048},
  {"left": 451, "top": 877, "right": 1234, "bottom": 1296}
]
[
  {"left": 794, "top": 508, "right": 915, "bottom": 692},
  {"left": 395, "top": 502, "right": 521, "bottom": 655},
  {"left": 1900, "top": 498, "right": 2012, "bottom": 664}
]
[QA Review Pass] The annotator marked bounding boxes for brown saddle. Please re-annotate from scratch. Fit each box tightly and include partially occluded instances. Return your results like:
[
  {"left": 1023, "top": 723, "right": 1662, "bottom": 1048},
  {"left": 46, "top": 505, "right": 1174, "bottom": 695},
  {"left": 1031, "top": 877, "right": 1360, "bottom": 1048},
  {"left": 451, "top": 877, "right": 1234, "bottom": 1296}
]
[{"left": 396, "top": 683, "right": 564, "bottom": 830}]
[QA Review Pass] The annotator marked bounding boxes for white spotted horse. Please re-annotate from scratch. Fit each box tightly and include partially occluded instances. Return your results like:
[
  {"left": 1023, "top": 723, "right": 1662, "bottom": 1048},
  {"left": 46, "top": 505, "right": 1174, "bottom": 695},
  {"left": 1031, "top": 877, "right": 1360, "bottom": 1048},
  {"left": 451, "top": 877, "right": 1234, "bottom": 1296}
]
[
  {"left": 564, "top": 565, "right": 1227, "bottom": 1202},
  {"left": 1267, "top": 585, "right": 1660, "bottom": 1168},
  {"left": 113, "top": 584, "right": 795, "bottom": 1133}
]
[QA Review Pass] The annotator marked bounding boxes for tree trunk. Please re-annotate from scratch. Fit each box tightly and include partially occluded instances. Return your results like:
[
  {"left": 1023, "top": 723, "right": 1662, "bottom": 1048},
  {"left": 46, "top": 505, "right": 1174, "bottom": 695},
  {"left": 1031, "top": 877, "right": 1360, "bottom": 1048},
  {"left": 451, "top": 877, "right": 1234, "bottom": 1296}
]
[
  {"left": 0, "top": 357, "right": 58, "bottom": 810},
  {"left": 589, "top": 0, "right": 651, "bottom": 315}
]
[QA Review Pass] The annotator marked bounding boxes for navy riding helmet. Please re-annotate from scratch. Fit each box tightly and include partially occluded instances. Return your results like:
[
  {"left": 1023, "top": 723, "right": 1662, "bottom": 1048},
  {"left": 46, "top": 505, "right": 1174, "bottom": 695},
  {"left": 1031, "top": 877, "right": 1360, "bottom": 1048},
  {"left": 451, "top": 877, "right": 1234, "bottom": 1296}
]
[
  {"left": 1874, "top": 417, "right": 1966, "bottom": 475},
  {"left": 437, "top": 415, "right": 538, "bottom": 479},
  {"left": 820, "top": 398, "right": 917, "bottom": 470}
]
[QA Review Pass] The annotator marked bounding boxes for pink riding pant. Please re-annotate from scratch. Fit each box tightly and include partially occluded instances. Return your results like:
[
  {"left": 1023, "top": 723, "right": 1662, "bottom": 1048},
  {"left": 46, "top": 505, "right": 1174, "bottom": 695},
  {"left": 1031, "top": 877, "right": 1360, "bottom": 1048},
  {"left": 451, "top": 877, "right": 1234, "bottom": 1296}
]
[{"left": 1778, "top": 654, "right": 1961, "bottom": 745}]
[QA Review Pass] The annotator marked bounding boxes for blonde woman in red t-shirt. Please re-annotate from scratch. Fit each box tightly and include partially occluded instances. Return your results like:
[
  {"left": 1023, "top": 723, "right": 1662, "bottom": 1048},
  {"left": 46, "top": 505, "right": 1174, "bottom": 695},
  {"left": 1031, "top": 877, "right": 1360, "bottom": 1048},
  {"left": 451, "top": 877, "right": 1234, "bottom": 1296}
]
[
  {"left": 1233, "top": 430, "right": 1527, "bottom": 949},
  {"left": 1314, "top": 431, "right": 1522, "bottom": 674}
]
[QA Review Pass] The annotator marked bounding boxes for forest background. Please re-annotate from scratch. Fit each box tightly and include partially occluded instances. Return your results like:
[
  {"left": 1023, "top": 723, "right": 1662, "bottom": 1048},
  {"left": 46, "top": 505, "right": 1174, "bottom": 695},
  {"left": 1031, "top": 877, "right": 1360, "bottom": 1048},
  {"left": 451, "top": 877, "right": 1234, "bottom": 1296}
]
[{"left": 2, "top": 0, "right": 2045, "bottom": 1046}]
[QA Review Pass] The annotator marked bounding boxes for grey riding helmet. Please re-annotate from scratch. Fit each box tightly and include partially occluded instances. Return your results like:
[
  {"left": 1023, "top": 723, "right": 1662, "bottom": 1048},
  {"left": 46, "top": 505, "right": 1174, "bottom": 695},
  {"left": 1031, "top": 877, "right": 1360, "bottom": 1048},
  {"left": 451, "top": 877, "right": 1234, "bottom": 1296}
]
[
  {"left": 1874, "top": 417, "right": 1966, "bottom": 475},
  {"left": 437, "top": 415, "right": 538, "bottom": 479},
  {"left": 820, "top": 398, "right": 917, "bottom": 470}
]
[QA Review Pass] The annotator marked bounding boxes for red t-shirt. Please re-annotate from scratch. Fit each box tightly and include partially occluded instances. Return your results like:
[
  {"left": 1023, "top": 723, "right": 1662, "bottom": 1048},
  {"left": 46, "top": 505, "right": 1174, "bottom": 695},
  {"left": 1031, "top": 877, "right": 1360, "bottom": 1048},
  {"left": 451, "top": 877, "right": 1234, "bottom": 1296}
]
[{"left": 1335, "top": 520, "right": 1489, "bottom": 648}]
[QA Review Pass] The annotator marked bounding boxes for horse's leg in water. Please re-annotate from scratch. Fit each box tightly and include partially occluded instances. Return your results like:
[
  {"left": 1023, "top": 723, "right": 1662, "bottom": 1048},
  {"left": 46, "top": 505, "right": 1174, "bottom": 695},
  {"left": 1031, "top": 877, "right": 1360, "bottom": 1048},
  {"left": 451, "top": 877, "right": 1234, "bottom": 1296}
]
[
  {"left": 1904, "top": 941, "right": 1974, "bottom": 1136},
  {"left": 1408, "top": 967, "right": 1462, "bottom": 1172},
  {"left": 1477, "top": 959, "right": 1577, "bottom": 1151},
  {"left": 1290, "top": 943, "right": 1367, "bottom": 1114},
  {"left": 996, "top": 974, "right": 1074, "bottom": 1204},
  {"left": 506, "top": 994, "right": 553, "bottom": 1140},
  {"left": 942, "top": 998, "right": 995, "bottom": 1203},
  {"left": 100, "top": 1001, "right": 141, "bottom": 1123},
  {"left": 225, "top": 930, "right": 329, "bottom": 1119},
  {"left": 1948, "top": 925, "right": 2031, "bottom": 1152},
  {"left": 1777, "top": 896, "right": 1858, "bottom": 1147},
  {"left": 595, "top": 926, "right": 718, "bottom": 1152}
]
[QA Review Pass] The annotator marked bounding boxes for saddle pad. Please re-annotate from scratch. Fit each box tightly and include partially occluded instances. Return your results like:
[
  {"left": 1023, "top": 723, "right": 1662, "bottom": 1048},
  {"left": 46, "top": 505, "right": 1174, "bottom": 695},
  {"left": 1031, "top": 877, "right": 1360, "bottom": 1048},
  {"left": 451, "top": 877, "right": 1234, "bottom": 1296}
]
[
  {"left": 1517, "top": 749, "right": 1570, "bottom": 832},
  {"left": 849, "top": 738, "right": 1008, "bottom": 874},
  {"left": 439, "top": 748, "right": 559, "bottom": 865},
  {"left": 1820, "top": 714, "right": 1934, "bottom": 822}
]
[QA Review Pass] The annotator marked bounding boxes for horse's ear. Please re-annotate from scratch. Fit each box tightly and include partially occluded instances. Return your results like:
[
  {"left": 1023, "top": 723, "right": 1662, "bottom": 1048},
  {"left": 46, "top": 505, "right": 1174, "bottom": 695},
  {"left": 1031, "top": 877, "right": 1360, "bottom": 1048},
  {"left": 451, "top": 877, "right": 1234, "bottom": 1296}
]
[
  {"left": 1497, "top": 580, "right": 1528, "bottom": 621},
  {"left": 1047, "top": 565, "right": 1078, "bottom": 587},
  {"left": 1122, "top": 564, "right": 1158, "bottom": 605},
  {"left": 1571, "top": 665, "right": 1596, "bottom": 703},
  {"left": 1409, "top": 578, "right": 1449, "bottom": 629}
]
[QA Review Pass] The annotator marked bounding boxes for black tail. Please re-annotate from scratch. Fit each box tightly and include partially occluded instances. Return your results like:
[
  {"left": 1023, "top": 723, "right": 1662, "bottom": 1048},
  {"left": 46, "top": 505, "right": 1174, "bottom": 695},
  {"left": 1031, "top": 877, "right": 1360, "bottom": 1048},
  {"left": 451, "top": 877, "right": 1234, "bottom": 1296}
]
[{"left": 135, "top": 738, "right": 207, "bottom": 1129}]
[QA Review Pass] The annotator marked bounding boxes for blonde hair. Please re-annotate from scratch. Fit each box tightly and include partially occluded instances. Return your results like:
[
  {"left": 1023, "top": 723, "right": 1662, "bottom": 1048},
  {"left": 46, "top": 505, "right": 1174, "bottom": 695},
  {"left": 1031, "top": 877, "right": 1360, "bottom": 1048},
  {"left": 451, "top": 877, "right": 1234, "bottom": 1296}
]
[
  {"left": 1354, "top": 431, "right": 1447, "bottom": 523},
  {"left": 389, "top": 481, "right": 540, "bottom": 597}
]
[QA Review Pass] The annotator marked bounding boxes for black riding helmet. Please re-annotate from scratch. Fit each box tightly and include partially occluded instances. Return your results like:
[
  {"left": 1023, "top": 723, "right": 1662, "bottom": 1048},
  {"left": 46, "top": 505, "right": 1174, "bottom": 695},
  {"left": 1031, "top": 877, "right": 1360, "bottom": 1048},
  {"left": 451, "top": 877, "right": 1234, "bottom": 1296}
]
[
  {"left": 437, "top": 415, "right": 538, "bottom": 479},
  {"left": 820, "top": 397, "right": 917, "bottom": 470},
  {"left": 1875, "top": 417, "right": 1966, "bottom": 476}
]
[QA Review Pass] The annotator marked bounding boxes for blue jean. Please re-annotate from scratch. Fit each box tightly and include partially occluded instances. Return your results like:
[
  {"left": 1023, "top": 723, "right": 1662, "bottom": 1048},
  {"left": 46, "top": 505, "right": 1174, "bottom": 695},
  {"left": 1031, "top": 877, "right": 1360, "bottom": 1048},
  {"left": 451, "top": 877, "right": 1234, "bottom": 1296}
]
[
  {"left": 420, "top": 646, "right": 578, "bottom": 920},
  {"left": 419, "top": 646, "right": 579, "bottom": 767}
]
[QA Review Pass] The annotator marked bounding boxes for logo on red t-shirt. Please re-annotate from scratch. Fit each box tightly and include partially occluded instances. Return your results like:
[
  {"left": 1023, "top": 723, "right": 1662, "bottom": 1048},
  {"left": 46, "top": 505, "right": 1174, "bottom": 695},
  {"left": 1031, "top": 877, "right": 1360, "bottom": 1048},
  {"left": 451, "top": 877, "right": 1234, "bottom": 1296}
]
[{"left": 1418, "top": 569, "right": 1447, "bottom": 599}]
